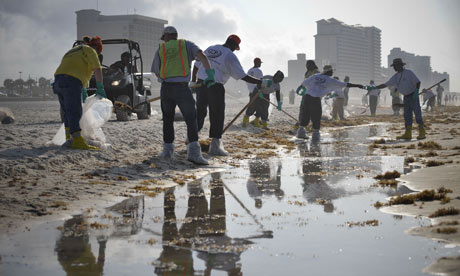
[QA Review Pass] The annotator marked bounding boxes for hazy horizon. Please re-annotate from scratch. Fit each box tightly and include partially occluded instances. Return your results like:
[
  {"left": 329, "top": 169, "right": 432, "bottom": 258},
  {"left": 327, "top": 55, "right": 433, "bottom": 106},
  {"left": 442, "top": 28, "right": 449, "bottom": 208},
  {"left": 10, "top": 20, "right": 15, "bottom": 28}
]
[{"left": 1, "top": 0, "right": 459, "bottom": 91}]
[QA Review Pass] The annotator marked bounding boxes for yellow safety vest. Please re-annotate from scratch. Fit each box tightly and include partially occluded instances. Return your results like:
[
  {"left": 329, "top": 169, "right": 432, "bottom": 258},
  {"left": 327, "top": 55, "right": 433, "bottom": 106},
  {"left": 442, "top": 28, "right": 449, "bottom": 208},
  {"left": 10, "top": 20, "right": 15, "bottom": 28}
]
[{"left": 159, "top": 39, "right": 190, "bottom": 79}]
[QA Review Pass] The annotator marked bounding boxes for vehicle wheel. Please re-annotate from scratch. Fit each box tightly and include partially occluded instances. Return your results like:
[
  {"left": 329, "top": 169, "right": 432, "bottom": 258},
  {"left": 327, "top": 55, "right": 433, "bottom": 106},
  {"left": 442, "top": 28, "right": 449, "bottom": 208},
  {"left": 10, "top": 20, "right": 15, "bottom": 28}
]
[
  {"left": 137, "top": 103, "right": 150, "bottom": 120},
  {"left": 115, "top": 95, "right": 131, "bottom": 121},
  {"left": 116, "top": 109, "right": 131, "bottom": 121}
]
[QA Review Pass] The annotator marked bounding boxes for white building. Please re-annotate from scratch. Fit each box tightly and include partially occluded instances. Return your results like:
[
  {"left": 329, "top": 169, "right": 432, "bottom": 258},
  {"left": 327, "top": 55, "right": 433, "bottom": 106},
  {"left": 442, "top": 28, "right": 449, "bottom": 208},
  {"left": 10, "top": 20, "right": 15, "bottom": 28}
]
[
  {"left": 76, "top": 9, "right": 167, "bottom": 73},
  {"left": 315, "top": 18, "right": 383, "bottom": 85}
]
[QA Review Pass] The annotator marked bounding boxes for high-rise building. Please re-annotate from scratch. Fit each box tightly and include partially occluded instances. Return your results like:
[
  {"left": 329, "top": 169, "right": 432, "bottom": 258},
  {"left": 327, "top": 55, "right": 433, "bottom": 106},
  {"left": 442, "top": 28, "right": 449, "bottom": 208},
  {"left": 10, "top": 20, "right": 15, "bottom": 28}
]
[
  {"left": 315, "top": 18, "right": 383, "bottom": 85},
  {"left": 76, "top": 9, "right": 167, "bottom": 73},
  {"left": 387, "top": 48, "right": 449, "bottom": 91}
]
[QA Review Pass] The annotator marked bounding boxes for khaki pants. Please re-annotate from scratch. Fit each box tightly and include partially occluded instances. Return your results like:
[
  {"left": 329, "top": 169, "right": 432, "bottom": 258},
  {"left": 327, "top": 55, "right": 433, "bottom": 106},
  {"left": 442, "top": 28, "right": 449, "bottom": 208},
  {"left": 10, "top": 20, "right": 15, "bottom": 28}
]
[{"left": 332, "top": 98, "right": 345, "bottom": 120}]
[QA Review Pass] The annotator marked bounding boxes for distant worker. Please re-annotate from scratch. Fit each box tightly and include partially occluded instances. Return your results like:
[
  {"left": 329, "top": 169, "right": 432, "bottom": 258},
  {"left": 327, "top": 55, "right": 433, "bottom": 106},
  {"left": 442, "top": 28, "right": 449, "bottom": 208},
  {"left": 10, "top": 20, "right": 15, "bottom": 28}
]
[
  {"left": 436, "top": 84, "right": 444, "bottom": 106},
  {"left": 390, "top": 87, "right": 402, "bottom": 116},
  {"left": 331, "top": 76, "right": 345, "bottom": 120},
  {"left": 289, "top": 89, "right": 295, "bottom": 105},
  {"left": 295, "top": 65, "right": 364, "bottom": 140},
  {"left": 368, "top": 80, "right": 380, "bottom": 116},
  {"left": 151, "top": 26, "right": 214, "bottom": 165},
  {"left": 422, "top": 88, "right": 436, "bottom": 112},
  {"left": 343, "top": 76, "right": 350, "bottom": 108},
  {"left": 296, "top": 60, "right": 319, "bottom": 138},
  {"left": 110, "top": 51, "right": 138, "bottom": 74},
  {"left": 53, "top": 35, "right": 106, "bottom": 150},
  {"left": 368, "top": 58, "right": 425, "bottom": 140},
  {"left": 243, "top": 57, "right": 264, "bottom": 127},
  {"left": 194, "top": 34, "right": 268, "bottom": 156},
  {"left": 243, "top": 70, "right": 285, "bottom": 129}
]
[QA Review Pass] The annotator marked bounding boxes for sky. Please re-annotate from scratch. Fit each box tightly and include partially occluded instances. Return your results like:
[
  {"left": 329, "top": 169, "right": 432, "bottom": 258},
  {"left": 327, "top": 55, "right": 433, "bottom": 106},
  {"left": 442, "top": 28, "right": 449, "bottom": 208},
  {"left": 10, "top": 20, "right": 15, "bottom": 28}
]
[{"left": 1, "top": 0, "right": 459, "bottom": 91}]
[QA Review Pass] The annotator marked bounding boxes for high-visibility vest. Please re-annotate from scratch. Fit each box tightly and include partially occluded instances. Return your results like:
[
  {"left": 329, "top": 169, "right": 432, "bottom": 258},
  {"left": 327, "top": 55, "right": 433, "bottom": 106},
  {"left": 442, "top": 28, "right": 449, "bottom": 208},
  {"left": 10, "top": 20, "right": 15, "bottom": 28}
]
[{"left": 159, "top": 39, "right": 190, "bottom": 79}]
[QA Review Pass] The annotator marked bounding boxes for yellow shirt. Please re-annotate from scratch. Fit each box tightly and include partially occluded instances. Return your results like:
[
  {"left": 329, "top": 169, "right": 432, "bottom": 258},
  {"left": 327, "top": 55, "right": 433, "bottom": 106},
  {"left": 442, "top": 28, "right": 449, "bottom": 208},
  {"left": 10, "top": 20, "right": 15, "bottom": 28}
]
[{"left": 55, "top": 45, "right": 101, "bottom": 87}]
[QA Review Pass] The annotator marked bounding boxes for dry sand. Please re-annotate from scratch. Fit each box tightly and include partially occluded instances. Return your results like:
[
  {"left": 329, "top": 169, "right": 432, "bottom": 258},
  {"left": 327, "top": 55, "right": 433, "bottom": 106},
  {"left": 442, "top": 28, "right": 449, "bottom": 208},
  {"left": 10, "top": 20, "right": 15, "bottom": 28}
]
[{"left": 1, "top": 99, "right": 459, "bottom": 275}]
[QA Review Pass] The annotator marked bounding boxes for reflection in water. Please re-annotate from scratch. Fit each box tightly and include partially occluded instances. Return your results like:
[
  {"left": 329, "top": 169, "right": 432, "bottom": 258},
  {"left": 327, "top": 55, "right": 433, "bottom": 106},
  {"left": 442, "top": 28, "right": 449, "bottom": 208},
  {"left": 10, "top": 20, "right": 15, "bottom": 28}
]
[
  {"left": 246, "top": 159, "right": 284, "bottom": 209},
  {"left": 369, "top": 125, "right": 378, "bottom": 137},
  {"left": 154, "top": 172, "right": 252, "bottom": 275},
  {"left": 299, "top": 142, "right": 340, "bottom": 213},
  {"left": 55, "top": 215, "right": 106, "bottom": 276},
  {"left": 55, "top": 196, "right": 145, "bottom": 276}
]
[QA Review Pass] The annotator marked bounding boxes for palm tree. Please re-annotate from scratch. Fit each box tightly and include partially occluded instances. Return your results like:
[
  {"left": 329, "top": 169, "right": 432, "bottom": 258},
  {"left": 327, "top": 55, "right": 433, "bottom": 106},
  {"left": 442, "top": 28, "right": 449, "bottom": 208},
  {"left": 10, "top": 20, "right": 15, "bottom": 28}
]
[
  {"left": 3, "top": 79, "right": 14, "bottom": 96},
  {"left": 25, "top": 78, "right": 36, "bottom": 97},
  {"left": 13, "top": 79, "right": 25, "bottom": 96}
]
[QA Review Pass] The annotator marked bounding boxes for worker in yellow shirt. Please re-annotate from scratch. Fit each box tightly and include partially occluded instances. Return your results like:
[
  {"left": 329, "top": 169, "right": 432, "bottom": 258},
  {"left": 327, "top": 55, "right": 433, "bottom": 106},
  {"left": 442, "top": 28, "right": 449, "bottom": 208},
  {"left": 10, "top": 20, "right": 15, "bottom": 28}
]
[{"left": 53, "top": 36, "right": 107, "bottom": 150}]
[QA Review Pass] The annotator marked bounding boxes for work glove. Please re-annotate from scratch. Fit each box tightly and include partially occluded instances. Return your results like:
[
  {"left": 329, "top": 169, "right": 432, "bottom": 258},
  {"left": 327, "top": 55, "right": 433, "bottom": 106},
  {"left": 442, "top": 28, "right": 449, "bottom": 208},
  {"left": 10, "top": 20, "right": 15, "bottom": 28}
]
[
  {"left": 204, "top": 69, "right": 216, "bottom": 88},
  {"left": 189, "top": 81, "right": 198, "bottom": 94},
  {"left": 296, "top": 85, "right": 307, "bottom": 96},
  {"left": 96, "top": 82, "right": 107, "bottom": 98},
  {"left": 412, "top": 88, "right": 420, "bottom": 100},
  {"left": 261, "top": 79, "right": 273, "bottom": 89},
  {"left": 277, "top": 101, "right": 283, "bottom": 111},
  {"left": 365, "top": 85, "right": 376, "bottom": 91},
  {"left": 258, "top": 92, "right": 265, "bottom": 99},
  {"left": 81, "top": 87, "right": 88, "bottom": 103}
]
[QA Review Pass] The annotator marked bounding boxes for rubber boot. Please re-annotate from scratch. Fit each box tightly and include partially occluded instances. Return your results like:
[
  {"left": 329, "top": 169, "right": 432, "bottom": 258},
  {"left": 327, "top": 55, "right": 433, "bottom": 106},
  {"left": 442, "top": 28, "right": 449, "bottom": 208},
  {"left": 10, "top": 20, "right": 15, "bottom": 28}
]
[
  {"left": 296, "top": 127, "right": 308, "bottom": 139},
  {"left": 159, "top": 143, "right": 174, "bottom": 158},
  {"left": 417, "top": 126, "right": 426, "bottom": 140},
  {"left": 208, "top": 138, "right": 228, "bottom": 156},
  {"left": 187, "top": 141, "right": 208, "bottom": 165},
  {"left": 65, "top": 127, "right": 70, "bottom": 140},
  {"left": 312, "top": 129, "right": 320, "bottom": 141},
  {"left": 396, "top": 126, "right": 412, "bottom": 140},
  {"left": 71, "top": 132, "right": 99, "bottom": 150},
  {"left": 253, "top": 117, "right": 261, "bottom": 128},
  {"left": 261, "top": 120, "right": 268, "bottom": 130},
  {"left": 242, "top": 116, "right": 249, "bottom": 127}
]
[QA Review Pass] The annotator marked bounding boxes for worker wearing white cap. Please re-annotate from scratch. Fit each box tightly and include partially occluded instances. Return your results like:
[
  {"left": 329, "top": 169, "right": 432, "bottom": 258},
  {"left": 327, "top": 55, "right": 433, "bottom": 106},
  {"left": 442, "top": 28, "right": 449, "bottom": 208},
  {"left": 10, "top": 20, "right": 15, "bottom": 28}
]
[{"left": 151, "top": 26, "right": 215, "bottom": 165}]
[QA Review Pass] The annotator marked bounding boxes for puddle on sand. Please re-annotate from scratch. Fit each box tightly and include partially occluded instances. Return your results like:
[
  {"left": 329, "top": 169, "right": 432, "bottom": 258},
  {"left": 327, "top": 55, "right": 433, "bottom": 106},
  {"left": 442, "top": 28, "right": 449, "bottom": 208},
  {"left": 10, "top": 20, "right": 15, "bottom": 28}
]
[{"left": 1, "top": 125, "right": 458, "bottom": 276}]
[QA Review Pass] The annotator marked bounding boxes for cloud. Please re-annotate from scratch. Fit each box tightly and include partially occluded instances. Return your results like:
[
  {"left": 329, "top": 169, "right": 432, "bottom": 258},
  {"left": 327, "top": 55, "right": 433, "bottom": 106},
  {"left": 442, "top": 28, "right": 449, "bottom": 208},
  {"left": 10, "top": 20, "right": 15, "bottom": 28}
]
[{"left": 0, "top": 0, "right": 239, "bottom": 80}]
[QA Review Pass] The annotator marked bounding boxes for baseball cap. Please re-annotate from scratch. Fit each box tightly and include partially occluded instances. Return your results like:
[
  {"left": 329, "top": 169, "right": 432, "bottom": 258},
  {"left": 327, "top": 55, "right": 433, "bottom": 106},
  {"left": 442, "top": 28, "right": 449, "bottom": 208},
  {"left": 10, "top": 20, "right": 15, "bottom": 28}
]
[
  {"left": 161, "top": 26, "right": 178, "bottom": 40},
  {"left": 254, "top": 57, "right": 262, "bottom": 63},
  {"left": 227, "top": 34, "right": 241, "bottom": 50}
]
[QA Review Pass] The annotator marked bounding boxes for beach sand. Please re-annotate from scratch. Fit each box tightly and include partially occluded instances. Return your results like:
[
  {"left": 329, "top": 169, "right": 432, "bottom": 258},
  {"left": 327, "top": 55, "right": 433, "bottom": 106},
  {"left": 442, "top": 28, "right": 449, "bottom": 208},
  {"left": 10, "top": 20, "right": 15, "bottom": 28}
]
[{"left": 0, "top": 99, "right": 459, "bottom": 274}]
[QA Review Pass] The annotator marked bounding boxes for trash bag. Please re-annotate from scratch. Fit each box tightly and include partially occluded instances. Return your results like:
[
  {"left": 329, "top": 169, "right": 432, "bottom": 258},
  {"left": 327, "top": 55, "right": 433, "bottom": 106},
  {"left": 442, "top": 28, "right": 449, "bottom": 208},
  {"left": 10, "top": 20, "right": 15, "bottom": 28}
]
[{"left": 48, "top": 95, "right": 113, "bottom": 149}]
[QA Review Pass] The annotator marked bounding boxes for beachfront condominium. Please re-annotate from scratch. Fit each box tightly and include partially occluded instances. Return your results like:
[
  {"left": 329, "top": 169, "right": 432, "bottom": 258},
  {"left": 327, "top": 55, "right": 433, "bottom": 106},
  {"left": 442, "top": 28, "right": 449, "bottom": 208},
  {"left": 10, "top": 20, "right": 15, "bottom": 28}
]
[
  {"left": 315, "top": 18, "right": 383, "bottom": 85},
  {"left": 76, "top": 9, "right": 168, "bottom": 73}
]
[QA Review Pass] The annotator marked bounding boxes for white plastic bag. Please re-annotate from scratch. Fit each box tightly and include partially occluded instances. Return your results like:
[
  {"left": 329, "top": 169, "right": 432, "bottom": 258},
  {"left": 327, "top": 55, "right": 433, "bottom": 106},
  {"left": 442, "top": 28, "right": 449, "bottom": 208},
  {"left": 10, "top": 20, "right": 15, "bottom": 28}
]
[{"left": 48, "top": 95, "right": 113, "bottom": 149}]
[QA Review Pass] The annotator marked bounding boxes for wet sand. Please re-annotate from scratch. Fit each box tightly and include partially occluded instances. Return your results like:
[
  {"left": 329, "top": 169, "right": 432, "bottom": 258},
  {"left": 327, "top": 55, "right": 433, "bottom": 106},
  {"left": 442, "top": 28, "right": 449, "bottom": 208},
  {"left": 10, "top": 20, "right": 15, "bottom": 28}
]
[{"left": 0, "top": 99, "right": 459, "bottom": 275}]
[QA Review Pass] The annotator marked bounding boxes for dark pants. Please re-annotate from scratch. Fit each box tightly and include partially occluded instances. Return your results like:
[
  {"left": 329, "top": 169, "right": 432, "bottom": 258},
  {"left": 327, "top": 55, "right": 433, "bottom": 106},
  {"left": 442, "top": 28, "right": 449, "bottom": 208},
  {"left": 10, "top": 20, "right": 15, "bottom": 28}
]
[
  {"left": 403, "top": 94, "right": 424, "bottom": 127},
  {"left": 299, "top": 94, "right": 322, "bottom": 130},
  {"left": 161, "top": 82, "right": 198, "bottom": 144},
  {"left": 426, "top": 97, "right": 435, "bottom": 111},
  {"left": 53, "top": 74, "right": 83, "bottom": 134},
  {"left": 245, "top": 92, "right": 270, "bottom": 121},
  {"left": 196, "top": 83, "right": 225, "bottom": 139},
  {"left": 437, "top": 93, "right": 443, "bottom": 106},
  {"left": 369, "top": 95, "right": 378, "bottom": 115}
]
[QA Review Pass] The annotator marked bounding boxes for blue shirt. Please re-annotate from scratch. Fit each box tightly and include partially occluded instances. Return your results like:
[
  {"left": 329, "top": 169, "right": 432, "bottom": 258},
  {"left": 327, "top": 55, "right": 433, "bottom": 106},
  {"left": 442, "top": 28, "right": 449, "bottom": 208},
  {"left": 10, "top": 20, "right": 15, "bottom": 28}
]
[{"left": 385, "top": 69, "right": 420, "bottom": 96}]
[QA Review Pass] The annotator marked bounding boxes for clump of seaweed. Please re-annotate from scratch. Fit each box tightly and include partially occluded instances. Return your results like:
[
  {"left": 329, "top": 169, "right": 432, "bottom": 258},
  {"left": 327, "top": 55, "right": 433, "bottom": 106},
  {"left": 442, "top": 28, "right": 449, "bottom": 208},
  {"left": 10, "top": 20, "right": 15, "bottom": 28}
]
[
  {"left": 347, "top": 220, "right": 379, "bottom": 227},
  {"left": 435, "top": 227, "right": 458, "bottom": 234},
  {"left": 426, "top": 160, "right": 444, "bottom": 167},
  {"left": 374, "top": 170, "right": 401, "bottom": 180},
  {"left": 418, "top": 141, "right": 442, "bottom": 150},
  {"left": 406, "top": 144, "right": 416, "bottom": 149},
  {"left": 404, "top": 157, "right": 415, "bottom": 165},
  {"left": 388, "top": 188, "right": 452, "bottom": 206},
  {"left": 429, "top": 207, "right": 460, "bottom": 218}
]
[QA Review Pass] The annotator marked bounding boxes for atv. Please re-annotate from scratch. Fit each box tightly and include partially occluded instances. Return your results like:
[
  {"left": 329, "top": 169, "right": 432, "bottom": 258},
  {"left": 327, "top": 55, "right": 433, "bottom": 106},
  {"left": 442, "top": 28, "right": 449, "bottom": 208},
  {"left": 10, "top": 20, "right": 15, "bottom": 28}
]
[{"left": 73, "top": 39, "right": 152, "bottom": 121}]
